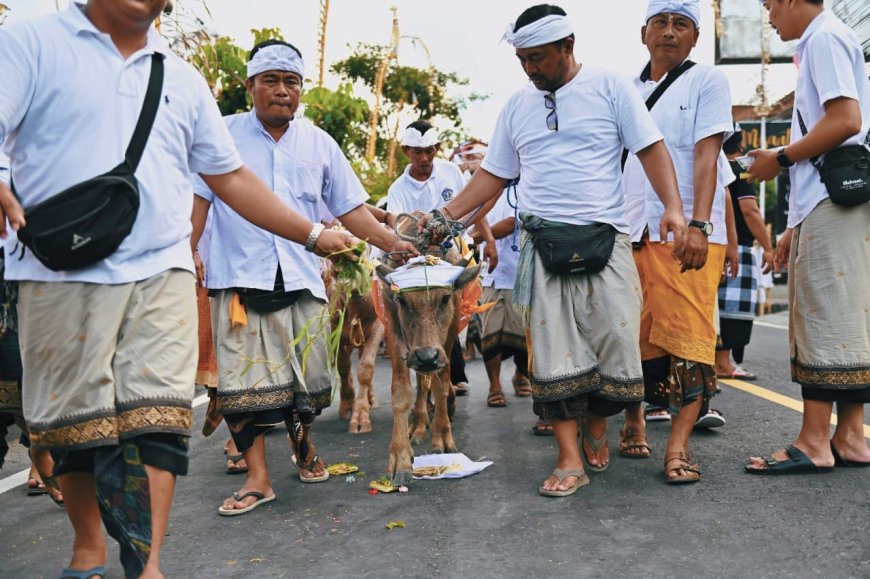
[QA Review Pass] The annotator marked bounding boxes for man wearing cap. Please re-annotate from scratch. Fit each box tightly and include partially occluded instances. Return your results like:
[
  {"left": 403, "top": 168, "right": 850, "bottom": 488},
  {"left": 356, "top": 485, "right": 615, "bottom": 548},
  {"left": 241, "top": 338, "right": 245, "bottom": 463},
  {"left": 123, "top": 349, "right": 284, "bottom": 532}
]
[
  {"left": 437, "top": 4, "right": 688, "bottom": 496},
  {"left": 619, "top": 0, "right": 733, "bottom": 483},
  {"left": 387, "top": 120, "right": 483, "bottom": 396},
  {"left": 192, "top": 39, "right": 415, "bottom": 515},
  {"left": 745, "top": 0, "right": 870, "bottom": 474}
]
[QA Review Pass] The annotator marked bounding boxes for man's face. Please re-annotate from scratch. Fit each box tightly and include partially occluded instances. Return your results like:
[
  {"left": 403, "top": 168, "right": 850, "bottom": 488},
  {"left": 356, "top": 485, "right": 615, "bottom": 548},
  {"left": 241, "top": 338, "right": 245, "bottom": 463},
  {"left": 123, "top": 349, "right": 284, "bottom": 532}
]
[
  {"left": 247, "top": 70, "right": 302, "bottom": 128},
  {"left": 762, "top": 0, "right": 798, "bottom": 42},
  {"left": 88, "top": 0, "right": 169, "bottom": 28},
  {"left": 403, "top": 144, "right": 440, "bottom": 176},
  {"left": 515, "top": 39, "right": 572, "bottom": 93},
  {"left": 642, "top": 12, "right": 699, "bottom": 66}
]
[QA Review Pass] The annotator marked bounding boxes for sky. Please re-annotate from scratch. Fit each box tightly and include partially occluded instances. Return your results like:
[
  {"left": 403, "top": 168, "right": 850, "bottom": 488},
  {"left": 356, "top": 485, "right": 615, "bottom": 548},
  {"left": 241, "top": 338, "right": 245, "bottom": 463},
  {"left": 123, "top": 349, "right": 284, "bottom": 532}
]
[{"left": 4, "top": 0, "right": 801, "bottom": 141}]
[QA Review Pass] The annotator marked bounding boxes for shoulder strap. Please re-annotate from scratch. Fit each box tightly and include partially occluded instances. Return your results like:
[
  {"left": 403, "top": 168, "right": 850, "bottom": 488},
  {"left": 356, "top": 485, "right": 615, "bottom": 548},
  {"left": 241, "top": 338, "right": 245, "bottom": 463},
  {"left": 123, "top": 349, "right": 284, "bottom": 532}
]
[
  {"left": 798, "top": 107, "right": 870, "bottom": 169},
  {"left": 125, "top": 53, "right": 165, "bottom": 171},
  {"left": 621, "top": 60, "right": 697, "bottom": 170}
]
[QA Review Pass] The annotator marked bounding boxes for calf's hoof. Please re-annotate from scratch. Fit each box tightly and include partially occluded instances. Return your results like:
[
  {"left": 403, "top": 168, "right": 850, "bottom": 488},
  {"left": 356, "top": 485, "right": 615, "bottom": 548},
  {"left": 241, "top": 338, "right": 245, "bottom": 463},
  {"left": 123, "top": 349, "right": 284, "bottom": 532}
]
[
  {"left": 348, "top": 419, "right": 372, "bottom": 434},
  {"left": 390, "top": 469, "right": 413, "bottom": 487},
  {"left": 338, "top": 401, "right": 353, "bottom": 420}
]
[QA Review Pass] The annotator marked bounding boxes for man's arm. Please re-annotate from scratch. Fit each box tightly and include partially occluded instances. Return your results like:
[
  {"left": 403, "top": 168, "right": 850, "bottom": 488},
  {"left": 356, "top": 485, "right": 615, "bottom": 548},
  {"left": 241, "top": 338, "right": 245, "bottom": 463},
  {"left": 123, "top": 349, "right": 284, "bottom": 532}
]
[
  {"left": 748, "top": 97, "right": 862, "bottom": 182},
  {"left": 723, "top": 189, "right": 739, "bottom": 280},
  {"left": 684, "top": 133, "right": 724, "bottom": 271},
  {"left": 337, "top": 204, "right": 416, "bottom": 255},
  {"left": 635, "top": 140, "right": 688, "bottom": 261},
  {"left": 737, "top": 196, "right": 774, "bottom": 273},
  {"left": 442, "top": 169, "right": 509, "bottom": 224},
  {"left": 190, "top": 195, "right": 211, "bottom": 286},
  {"left": 200, "top": 166, "right": 354, "bottom": 258}
]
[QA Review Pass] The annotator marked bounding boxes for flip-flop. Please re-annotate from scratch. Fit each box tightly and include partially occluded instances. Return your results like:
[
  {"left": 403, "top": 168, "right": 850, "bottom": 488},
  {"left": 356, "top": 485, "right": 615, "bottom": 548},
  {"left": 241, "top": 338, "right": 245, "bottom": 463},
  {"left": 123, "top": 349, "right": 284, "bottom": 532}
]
[
  {"left": 744, "top": 445, "right": 834, "bottom": 475},
  {"left": 531, "top": 420, "right": 554, "bottom": 436},
  {"left": 287, "top": 427, "right": 330, "bottom": 484},
  {"left": 59, "top": 565, "right": 106, "bottom": 578},
  {"left": 717, "top": 367, "right": 757, "bottom": 380},
  {"left": 539, "top": 468, "right": 589, "bottom": 497},
  {"left": 454, "top": 382, "right": 469, "bottom": 396},
  {"left": 26, "top": 476, "right": 48, "bottom": 496},
  {"left": 618, "top": 426, "right": 652, "bottom": 459},
  {"left": 486, "top": 391, "right": 508, "bottom": 408},
  {"left": 581, "top": 422, "right": 609, "bottom": 472},
  {"left": 225, "top": 453, "right": 248, "bottom": 475},
  {"left": 217, "top": 490, "right": 276, "bottom": 516},
  {"left": 644, "top": 405, "right": 671, "bottom": 422},
  {"left": 694, "top": 409, "right": 726, "bottom": 429},
  {"left": 511, "top": 376, "right": 533, "bottom": 397}
]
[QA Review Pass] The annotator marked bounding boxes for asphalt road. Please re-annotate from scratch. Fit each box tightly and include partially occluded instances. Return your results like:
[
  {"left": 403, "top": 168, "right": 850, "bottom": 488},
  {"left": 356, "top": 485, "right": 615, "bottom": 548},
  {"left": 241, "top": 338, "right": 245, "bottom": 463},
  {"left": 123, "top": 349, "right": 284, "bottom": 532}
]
[{"left": 1, "top": 310, "right": 868, "bottom": 578}]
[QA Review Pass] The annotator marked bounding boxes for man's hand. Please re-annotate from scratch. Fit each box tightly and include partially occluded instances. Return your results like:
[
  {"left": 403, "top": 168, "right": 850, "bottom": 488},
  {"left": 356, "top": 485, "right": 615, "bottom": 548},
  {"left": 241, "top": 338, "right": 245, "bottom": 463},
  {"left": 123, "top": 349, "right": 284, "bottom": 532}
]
[
  {"left": 482, "top": 239, "right": 499, "bottom": 273},
  {"left": 193, "top": 251, "right": 206, "bottom": 287},
  {"left": 746, "top": 148, "right": 780, "bottom": 183},
  {"left": 658, "top": 208, "right": 688, "bottom": 261},
  {"left": 759, "top": 248, "right": 775, "bottom": 274},
  {"left": 314, "top": 229, "right": 358, "bottom": 259},
  {"left": 724, "top": 242, "right": 739, "bottom": 280},
  {"left": 0, "top": 181, "right": 24, "bottom": 239},
  {"left": 774, "top": 228, "right": 793, "bottom": 273},
  {"left": 681, "top": 227, "right": 709, "bottom": 272}
]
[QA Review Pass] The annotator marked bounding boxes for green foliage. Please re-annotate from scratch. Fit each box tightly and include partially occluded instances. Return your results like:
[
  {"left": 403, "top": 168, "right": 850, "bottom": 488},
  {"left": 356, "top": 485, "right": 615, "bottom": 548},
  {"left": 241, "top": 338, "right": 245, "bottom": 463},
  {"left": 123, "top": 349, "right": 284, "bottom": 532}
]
[{"left": 302, "top": 83, "right": 370, "bottom": 158}]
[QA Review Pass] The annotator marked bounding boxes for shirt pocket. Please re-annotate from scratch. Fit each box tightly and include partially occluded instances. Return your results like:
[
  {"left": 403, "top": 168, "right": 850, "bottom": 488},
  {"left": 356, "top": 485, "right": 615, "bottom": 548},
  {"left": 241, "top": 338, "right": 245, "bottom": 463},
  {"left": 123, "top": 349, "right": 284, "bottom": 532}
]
[
  {"left": 289, "top": 161, "right": 323, "bottom": 204},
  {"left": 672, "top": 101, "right": 696, "bottom": 150}
]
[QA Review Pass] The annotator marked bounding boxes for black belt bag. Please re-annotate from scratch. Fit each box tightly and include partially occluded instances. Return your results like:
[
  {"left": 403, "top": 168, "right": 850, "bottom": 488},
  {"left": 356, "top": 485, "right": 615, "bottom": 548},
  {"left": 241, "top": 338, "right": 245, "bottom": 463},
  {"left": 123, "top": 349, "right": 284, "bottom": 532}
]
[
  {"left": 798, "top": 109, "right": 870, "bottom": 207},
  {"left": 12, "top": 54, "right": 164, "bottom": 271},
  {"left": 522, "top": 213, "right": 617, "bottom": 275}
]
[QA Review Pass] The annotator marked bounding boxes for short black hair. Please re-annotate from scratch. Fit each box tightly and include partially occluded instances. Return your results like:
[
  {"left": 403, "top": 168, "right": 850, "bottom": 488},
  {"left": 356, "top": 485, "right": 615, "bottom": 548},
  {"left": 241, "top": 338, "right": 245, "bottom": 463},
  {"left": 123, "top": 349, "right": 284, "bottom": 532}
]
[
  {"left": 248, "top": 39, "right": 302, "bottom": 64},
  {"left": 406, "top": 120, "right": 435, "bottom": 135},
  {"left": 513, "top": 4, "right": 575, "bottom": 48}
]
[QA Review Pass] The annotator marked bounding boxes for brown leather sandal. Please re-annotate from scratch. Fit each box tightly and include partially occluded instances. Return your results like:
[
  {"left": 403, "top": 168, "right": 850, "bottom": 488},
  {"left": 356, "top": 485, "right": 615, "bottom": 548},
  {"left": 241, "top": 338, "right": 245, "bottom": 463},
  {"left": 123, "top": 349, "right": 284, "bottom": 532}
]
[
  {"left": 619, "top": 426, "right": 652, "bottom": 459},
  {"left": 664, "top": 451, "right": 701, "bottom": 484}
]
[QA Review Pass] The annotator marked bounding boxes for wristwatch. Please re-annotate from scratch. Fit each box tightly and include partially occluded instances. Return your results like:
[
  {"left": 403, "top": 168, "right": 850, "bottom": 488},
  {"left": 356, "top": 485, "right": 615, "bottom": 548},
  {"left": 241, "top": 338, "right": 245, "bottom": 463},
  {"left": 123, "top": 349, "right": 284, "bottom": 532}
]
[
  {"left": 776, "top": 147, "right": 795, "bottom": 168},
  {"left": 688, "top": 220, "right": 714, "bottom": 237}
]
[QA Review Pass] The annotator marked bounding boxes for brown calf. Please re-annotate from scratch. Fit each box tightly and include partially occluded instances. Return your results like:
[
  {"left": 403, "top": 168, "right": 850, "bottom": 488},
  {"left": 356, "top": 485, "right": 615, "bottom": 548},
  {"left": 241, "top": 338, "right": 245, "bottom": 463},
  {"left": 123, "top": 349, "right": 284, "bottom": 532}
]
[{"left": 375, "top": 213, "right": 481, "bottom": 486}]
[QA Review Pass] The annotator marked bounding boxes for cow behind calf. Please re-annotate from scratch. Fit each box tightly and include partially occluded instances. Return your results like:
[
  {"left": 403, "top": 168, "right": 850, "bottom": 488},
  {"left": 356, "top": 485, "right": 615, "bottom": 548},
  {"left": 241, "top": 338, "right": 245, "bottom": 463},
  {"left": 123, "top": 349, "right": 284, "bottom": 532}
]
[{"left": 375, "top": 212, "right": 481, "bottom": 486}]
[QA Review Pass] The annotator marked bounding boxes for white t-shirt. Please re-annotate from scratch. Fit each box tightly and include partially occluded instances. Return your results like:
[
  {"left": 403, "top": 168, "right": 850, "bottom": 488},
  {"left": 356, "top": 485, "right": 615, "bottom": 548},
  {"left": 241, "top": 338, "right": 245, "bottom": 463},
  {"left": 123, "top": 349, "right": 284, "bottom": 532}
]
[
  {"left": 195, "top": 113, "right": 368, "bottom": 301},
  {"left": 623, "top": 63, "right": 733, "bottom": 244},
  {"left": 386, "top": 158, "right": 466, "bottom": 214},
  {"left": 480, "top": 190, "right": 521, "bottom": 290},
  {"left": 481, "top": 66, "right": 662, "bottom": 231},
  {"left": 789, "top": 10, "right": 870, "bottom": 228},
  {"left": 0, "top": 3, "right": 242, "bottom": 283}
]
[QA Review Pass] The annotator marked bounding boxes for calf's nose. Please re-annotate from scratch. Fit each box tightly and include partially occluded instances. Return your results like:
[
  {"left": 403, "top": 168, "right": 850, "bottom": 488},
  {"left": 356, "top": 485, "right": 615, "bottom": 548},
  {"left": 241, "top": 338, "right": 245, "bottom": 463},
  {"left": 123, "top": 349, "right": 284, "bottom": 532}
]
[{"left": 408, "top": 347, "right": 441, "bottom": 371}]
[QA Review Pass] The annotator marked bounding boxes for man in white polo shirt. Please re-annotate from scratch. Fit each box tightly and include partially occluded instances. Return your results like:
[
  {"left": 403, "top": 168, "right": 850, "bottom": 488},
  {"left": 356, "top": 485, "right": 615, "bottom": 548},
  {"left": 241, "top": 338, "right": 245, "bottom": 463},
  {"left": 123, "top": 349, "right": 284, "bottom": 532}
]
[
  {"left": 387, "top": 120, "right": 484, "bottom": 396},
  {"left": 0, "top": 2, "right": 372, "bottom": 577},
  {"left": 437, "top": 4, "right": 688, "bottom": 497},
  {"left": 746, "top": 0, "right": 870, "bottom": 474},
  {"left": 192, "top": 39, "right": 412, "bottom": 516},
  {"left": 620, "top": 0, "right": 732, "bottom": 484}
]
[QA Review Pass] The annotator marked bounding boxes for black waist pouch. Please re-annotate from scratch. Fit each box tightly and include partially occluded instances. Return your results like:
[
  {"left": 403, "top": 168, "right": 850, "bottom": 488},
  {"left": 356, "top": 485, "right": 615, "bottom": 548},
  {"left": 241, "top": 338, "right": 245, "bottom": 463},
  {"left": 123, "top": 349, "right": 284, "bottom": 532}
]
[
  {"left": 235, "top": 266, "right": 306, "bottom": 313},
  {"left": 522, "top": 213, "right": 617, "bottom": 275},
  {"left": 11, "top": 54, "right": 163, "bottom": 272},
  {"left": 15, "top": 163, "right": 140, "bottom": 271},
  {"left": 817, "top": 145, "right": 870, "bottom": 207}
]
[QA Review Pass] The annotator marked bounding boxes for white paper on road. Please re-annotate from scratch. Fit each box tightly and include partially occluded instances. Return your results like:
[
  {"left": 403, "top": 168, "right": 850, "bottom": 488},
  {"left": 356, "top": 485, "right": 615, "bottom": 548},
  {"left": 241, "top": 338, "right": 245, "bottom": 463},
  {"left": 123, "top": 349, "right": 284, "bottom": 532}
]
[{"left": 411, "top": 452, "right": 493, "bottom": 480}]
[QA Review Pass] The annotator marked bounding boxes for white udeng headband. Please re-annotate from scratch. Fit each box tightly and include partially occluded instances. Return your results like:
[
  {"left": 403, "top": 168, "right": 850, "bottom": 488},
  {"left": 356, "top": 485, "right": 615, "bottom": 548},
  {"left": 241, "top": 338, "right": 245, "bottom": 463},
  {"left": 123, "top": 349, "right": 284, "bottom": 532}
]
[
  {"left": 246, "top": 44, "right": 306, "bottom": 80},
  {"left": 402, "top": 127, "right": 440, "bottom": 148},
  {"left": 502, "top": 14, "right": 574, "bottom": 49}
]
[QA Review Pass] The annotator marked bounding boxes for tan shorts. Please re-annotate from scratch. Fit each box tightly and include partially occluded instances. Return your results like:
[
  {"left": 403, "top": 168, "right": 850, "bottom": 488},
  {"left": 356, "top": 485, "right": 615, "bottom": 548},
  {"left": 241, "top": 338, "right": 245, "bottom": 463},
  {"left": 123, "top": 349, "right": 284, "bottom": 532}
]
[{"left": 18, "top": 270, "right": 197, "bottom": 451}]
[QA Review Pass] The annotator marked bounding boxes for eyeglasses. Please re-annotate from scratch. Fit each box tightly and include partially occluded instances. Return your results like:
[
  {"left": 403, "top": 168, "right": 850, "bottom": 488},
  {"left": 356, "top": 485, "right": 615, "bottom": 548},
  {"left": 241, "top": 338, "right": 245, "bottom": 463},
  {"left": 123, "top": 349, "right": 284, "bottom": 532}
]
[{"left": 544, "top": 92, "right": 558, "bottom": 131}]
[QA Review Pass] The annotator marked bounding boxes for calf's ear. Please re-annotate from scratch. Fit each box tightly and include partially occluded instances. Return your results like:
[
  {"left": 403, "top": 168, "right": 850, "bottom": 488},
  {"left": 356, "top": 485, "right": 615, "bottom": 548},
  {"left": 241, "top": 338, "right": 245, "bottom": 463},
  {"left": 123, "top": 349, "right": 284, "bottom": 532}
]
[{"left": 453, "top": 263, "right": 482, "bottom": 291}]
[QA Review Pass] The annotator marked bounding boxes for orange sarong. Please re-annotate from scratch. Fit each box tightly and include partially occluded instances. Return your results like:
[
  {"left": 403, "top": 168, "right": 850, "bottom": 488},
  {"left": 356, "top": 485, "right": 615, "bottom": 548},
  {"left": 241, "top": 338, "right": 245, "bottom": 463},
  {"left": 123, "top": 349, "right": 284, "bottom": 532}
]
[{"left": 633, "top": 242, "right": 726, "bottom": 366}]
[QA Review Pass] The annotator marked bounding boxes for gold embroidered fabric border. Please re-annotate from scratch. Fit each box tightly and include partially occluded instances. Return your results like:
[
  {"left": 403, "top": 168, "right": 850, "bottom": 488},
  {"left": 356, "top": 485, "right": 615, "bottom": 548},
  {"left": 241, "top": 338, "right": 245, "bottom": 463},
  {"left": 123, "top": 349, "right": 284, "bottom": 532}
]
[
  {"left": 791, "top": 359, "right": 870, "bottom": 388},
  {"left": 531, "top": 368, "right": 642, "bottom": 403},
  {"left": 481, "top": 332, "right": 527, "bottom": 356},
  {"left": 649, "top": 326, "right": 715, "bottom": 366},
  {"left": 0, "top": 380, "right": 21, "bottom": 413},
  {"left": 29, "top": 404, "right": 192, "bottom": 450}
]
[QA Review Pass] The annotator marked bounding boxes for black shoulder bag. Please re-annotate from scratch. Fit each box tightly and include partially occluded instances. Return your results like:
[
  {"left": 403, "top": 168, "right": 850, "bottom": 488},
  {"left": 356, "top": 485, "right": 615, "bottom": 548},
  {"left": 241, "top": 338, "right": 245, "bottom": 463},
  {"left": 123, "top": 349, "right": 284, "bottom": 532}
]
[
  {"left": 13, "top": 54, "right": 165, "bottom": 271},
  {"left": 796, "top": 108, "right": 870, "bottom": 207},
  {"left": 621, "top": 59, "right": 696, "bottom": 170}
]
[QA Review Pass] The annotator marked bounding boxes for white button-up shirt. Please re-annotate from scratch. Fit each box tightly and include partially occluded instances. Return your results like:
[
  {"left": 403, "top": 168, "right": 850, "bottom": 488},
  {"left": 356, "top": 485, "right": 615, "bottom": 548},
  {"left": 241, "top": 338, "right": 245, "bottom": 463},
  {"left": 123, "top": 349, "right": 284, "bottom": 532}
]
[
  {"left": 789, "top": 10, "right": 870, "bottom": 228},
  {"left": 623, "top": 63, "right": 733, "bottom": 245},
  {"left": 482, "top": 66, "right": 662, "bottom": 232},
  {"left": 480, "top": 190, "right": 521, "bottom": 290},
  {"left": 0, "top": 3, "right": 241, "bottom": 284},
  {"left": 195, "top": 112, "right": 368, "bottom": 301},
  {"left": 386, "top": 158, "right": 466, "bottom": 214}
]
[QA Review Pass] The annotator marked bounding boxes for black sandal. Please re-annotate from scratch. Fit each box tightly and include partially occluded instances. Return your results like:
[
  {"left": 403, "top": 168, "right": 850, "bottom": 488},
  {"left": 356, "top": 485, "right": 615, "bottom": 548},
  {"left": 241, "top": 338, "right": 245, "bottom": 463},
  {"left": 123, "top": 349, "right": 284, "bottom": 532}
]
[{"left": 744, "top": 445, "right": 834, "bottom": 475}]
